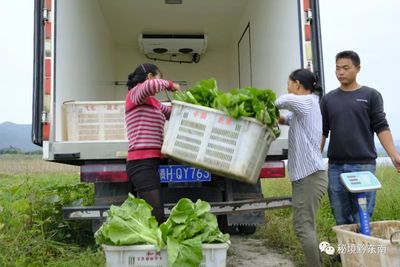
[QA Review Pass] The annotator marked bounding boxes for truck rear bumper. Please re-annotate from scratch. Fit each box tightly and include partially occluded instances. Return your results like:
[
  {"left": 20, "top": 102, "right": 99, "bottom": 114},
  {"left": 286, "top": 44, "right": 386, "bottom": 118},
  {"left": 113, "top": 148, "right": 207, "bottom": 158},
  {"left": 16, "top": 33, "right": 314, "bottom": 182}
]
[
  {"left": 63, "top": 196, "right": 292, "bottom": 220},
  {"left": 46, "top": 141, "right": 128, "bottom": 162}
]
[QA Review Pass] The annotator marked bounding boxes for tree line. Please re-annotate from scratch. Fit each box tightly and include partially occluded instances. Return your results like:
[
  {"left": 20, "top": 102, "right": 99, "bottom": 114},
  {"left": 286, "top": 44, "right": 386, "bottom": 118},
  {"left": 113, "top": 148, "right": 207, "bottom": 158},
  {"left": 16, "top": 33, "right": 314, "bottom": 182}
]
[{"left": 0, "top": 146, "right": 42, "bottom": 155}]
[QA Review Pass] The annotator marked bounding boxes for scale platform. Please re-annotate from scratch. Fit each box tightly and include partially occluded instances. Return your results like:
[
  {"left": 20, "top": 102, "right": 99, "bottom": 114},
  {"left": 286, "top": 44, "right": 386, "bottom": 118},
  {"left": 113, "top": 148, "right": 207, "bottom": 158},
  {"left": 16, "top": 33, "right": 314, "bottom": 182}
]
[{"left": 340, "top": 171, "right": 382, "bottom": 193}]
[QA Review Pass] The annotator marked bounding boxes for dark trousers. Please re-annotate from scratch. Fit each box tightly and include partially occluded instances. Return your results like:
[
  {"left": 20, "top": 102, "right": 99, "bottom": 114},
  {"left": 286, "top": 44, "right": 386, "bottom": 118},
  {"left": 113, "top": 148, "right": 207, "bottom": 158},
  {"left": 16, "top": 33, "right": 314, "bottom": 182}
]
[{"left": 126, "top": 158, "right": 165, "bottom": 223}]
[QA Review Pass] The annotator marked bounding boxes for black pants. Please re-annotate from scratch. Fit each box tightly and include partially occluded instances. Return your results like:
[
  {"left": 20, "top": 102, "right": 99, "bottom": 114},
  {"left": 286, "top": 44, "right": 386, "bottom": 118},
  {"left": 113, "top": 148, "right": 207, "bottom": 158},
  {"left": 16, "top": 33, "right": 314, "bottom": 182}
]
[{"left": 126, "top": 158, "right": 165, "bottom": 223}]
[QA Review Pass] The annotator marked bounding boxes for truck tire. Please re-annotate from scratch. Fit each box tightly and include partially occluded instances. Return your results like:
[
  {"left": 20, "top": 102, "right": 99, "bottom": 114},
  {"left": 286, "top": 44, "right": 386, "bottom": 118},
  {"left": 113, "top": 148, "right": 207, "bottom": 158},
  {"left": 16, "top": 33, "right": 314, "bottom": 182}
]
[
  {"left": 217, "top": 215, "right": 239, "bottom": 235},
  {"left": 238, "top": 224, "right": 257, "bottom": 235}
]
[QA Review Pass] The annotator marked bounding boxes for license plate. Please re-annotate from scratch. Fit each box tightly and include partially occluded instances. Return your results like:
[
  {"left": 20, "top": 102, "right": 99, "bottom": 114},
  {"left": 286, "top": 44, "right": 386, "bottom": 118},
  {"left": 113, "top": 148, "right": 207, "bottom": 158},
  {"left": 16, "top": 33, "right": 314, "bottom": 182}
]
[{"left": 158, "top": 165, "right": 211, "bottom": 183}]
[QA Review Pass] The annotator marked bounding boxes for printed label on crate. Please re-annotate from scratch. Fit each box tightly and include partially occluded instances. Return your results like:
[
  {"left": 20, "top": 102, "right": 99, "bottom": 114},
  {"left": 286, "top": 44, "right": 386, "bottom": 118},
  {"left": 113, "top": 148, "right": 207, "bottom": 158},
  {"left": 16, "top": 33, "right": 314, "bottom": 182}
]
[
  {"left": 193, "top": 110, "right": 208, "bottom": 120},
  {"left": 80, "top": 104, "right": 98, "bottom": 112},
  {"left": 217, "top": 115, "right": 233, "bottom": 126},
  {"left": 129, "top": 250, "right": 164, "bottom": 265},
  {"left": 106, "top": 104, "right": 122, "bottom": 111}
]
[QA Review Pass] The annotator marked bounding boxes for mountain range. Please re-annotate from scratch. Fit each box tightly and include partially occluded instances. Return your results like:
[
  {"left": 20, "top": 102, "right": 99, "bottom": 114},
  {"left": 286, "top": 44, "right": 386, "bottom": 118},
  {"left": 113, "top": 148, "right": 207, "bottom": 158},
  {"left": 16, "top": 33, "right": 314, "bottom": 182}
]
[
  {"left": 0, "top": 121, "right": 399, "bottom": 154},
  {"left": 0, "top": 122, "right": 41, "bottom": 152}
]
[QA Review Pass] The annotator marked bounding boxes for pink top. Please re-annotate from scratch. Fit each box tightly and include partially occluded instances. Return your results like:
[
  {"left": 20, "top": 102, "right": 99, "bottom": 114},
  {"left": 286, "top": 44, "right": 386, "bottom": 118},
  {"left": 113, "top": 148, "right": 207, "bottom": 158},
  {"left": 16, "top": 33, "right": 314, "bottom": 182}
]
[{"left": 125, "top": 79, "right": 174, "bottom": 161}]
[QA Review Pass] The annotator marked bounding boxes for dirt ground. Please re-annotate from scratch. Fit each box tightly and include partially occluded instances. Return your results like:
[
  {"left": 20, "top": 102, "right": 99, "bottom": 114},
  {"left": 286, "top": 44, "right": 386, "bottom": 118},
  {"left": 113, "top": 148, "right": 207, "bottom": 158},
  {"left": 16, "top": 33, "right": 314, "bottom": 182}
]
[{"left": 226, "top": 235, "right": 295, "bottom": 267}]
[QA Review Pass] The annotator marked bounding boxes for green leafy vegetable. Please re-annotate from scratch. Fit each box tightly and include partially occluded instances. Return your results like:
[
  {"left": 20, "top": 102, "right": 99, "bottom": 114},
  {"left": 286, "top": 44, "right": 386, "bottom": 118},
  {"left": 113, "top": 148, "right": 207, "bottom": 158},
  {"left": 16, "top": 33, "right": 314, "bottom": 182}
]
[
  {"left": 173, "top": 79, "right": 281, "bottom": 137},
  {"left": 95, "top": 196, "right": 229, "bottom": 267},
  {"left": 173, "top": 78, "right": 219, "bottom": 106},
  {"left": 166, "top": 236, "right": 203, "bottom": 267},
  {"left": 160, "top": 198, "right": 230, "bottom": 267},
  {"left": 94, "top": 193, "right": 164, "bottom": 249}
]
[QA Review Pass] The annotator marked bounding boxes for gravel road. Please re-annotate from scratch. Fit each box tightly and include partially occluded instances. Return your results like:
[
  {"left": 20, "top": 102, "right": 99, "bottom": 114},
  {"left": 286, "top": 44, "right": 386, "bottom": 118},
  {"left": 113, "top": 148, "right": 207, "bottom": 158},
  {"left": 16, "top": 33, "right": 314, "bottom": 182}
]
[{"left": 226, "top": 235, "right": 295, "bottom": 267}]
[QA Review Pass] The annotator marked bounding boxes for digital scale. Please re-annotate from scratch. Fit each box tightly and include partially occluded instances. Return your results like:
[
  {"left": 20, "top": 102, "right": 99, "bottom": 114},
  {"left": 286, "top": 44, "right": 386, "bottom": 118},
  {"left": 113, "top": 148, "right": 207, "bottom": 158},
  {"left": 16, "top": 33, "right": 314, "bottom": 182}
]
[{"left": 340, "top": 171, "right": 382, "bottom": 235}]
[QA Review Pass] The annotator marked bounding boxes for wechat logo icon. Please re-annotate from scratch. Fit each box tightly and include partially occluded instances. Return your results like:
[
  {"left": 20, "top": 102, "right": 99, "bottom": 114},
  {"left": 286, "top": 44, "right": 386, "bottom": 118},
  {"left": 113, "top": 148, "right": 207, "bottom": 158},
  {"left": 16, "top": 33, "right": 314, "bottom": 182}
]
[{"left": 319, "top": 241, "right": 335, "bottom": 255}]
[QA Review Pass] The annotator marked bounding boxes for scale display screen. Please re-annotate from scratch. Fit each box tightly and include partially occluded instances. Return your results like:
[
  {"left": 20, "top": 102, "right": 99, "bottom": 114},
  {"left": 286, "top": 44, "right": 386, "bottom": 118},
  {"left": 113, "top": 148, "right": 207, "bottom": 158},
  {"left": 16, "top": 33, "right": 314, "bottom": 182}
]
[{"left": 340, "top": 171, "right": 382, "bottom": 193}]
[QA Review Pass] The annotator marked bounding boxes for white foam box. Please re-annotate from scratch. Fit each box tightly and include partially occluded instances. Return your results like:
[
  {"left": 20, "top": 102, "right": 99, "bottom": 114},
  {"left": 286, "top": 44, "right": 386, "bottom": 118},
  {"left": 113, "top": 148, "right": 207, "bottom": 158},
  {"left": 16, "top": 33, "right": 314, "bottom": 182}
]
[
  {"left": 162, "top": 101, "right": 276, "bottom": 184},
  {"left": 102, "top": 243, "right": 230, "bottom": 267},
  {"left": 333, "top": 220, "right": 400, "bottom": 267},
  {"left": 63, "top": 101, "right": 127, "bottom": 141}
]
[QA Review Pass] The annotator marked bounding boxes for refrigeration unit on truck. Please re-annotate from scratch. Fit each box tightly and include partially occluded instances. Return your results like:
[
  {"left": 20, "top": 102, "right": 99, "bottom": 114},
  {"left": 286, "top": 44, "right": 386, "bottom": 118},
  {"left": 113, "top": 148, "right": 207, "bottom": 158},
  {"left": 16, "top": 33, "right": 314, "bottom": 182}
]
[{"left": 32, "top": 0, "right": 324, "bottom": 233}]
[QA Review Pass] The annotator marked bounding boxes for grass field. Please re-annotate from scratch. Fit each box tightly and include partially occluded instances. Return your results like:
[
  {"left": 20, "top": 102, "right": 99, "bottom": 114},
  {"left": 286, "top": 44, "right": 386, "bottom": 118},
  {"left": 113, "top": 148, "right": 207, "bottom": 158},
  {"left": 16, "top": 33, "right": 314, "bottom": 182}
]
[
  {"left": 0, "top": 154, "right": 79, "bottom": 174},
  {"left": 0, "top": 155, "right": 101, "bottom": 267},
  {"left": 0, "top": 155, "right": 399, "bottom": 266},
  {"left": 259, "top": 165, "right": 400, "bottom": 266},
  {"left": 0, "top": 171, "right": 104, "bottom": 267}
]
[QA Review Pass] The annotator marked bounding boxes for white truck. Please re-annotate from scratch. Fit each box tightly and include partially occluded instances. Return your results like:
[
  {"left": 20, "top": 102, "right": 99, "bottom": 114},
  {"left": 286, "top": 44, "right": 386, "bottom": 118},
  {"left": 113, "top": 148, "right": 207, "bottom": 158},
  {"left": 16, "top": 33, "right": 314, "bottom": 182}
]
[{"left": 32, "top": 0, "right": 324, "bottom": 233}]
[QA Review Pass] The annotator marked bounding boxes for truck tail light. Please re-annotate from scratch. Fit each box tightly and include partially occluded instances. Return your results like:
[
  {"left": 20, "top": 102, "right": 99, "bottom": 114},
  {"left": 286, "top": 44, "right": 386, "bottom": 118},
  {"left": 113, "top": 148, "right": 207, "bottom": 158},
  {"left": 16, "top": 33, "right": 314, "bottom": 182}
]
[
  {"left": 259, "top": 161, "right": 286, "bottom": 178},
  {"left": 81, "top": 164, "right": 128, "bottom": 183},
  {"left": 42, "top": 122, "right": 50, "bottom": 140}
]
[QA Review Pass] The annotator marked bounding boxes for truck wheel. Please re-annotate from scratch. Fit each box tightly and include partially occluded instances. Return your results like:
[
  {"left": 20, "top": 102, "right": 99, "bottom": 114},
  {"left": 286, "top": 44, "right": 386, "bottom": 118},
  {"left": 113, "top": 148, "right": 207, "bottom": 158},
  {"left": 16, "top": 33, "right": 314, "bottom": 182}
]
[
  {"left": 238, "top": 225, "right": 257, "bottom": 235},
  {"left": 221, "top": 225, "right": 239, "bottom": 235},
  {"left": 217, "top": 215, "right": 239, "bottom": 235}
]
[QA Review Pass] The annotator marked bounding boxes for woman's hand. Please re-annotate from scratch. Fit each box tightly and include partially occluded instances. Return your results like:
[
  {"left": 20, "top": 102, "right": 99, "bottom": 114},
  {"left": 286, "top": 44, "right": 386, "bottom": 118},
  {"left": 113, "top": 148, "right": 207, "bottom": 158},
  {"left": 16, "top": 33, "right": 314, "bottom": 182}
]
[
  {"left": 172, "top": 83, "right": 181, "bottom": 91},
  {"left": 278, "top": 116, "right": 285, "bottom": 125}
]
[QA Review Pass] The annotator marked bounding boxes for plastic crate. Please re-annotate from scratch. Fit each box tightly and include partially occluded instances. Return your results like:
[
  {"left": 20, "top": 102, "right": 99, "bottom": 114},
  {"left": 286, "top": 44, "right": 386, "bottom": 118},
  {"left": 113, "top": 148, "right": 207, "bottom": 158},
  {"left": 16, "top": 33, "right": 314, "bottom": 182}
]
[
  {"left": 332, "top": 220, "right": 400, "bottom": 267},
  {"left": 63, "top": 101, "right": 127, "bottom": 141},
  {"left": 161, "top": 101, "right": 276, "bottom": 184},
  {"left": 102, "top": 243, "right": 230, "bottom": 267}
]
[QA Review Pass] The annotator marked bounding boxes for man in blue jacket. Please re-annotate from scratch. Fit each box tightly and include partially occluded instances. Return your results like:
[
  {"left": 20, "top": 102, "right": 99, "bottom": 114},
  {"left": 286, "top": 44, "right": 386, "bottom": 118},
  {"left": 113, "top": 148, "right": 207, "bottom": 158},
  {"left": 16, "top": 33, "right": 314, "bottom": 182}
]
[{"left": 320, "top": 50, "right": 400, "bottom": 225}]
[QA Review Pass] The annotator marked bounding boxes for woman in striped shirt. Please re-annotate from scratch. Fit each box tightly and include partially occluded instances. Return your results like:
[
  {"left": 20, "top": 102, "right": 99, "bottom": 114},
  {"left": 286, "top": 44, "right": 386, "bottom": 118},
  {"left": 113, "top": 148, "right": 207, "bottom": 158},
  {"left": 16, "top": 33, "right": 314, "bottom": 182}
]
[
  {"left": 125, "top": 63, "right": 180, "bottom": 223},
  {"left": 275, "top": 69, "right": 327, "bottom": 267}
]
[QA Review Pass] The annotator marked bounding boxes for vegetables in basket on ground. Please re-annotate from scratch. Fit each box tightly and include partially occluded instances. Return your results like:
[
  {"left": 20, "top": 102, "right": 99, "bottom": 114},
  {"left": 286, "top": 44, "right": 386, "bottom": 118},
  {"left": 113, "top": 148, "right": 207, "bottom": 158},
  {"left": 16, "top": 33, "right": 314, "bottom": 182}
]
[
  {"left": 95, "top": 194, "right": 229, "bottom": 267},
  {"left": 94, "top": 193, "right": 164, "bottom": 249},
  {"left": 160, "top": 198, "right": 230, "bottom": 267}
]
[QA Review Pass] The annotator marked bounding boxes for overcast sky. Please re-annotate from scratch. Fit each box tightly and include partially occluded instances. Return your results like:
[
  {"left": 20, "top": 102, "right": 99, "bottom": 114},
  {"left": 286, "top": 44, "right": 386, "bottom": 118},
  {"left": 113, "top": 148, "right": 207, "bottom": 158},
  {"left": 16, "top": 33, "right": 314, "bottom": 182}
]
[{"left": 0, "top": 0, "right": 399, "bottom": 139}]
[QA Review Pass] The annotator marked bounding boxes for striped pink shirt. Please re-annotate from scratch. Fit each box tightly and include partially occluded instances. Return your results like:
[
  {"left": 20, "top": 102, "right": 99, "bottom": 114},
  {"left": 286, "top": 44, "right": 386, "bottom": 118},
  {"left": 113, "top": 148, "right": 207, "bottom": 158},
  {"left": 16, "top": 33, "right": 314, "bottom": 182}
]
[{"left": 125, "top": 79, "right": 174, "bottom": 161}]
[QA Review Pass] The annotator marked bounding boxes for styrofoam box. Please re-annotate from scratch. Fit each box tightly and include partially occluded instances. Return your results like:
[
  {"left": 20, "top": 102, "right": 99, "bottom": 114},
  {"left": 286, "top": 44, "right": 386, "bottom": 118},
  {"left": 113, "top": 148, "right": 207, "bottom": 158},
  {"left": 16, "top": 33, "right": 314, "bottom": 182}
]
[
  {"left": 63, "top": 101, "right": 127, "bottom": 141},
  {"left": 102, "top": 243, "right": 230, "bottom": 267},
  {"left": 333, "top": 220, "right": 400, "bottom": 267},
  {"left": 162, "top": 101, "right": 276, "bottom": 184}
]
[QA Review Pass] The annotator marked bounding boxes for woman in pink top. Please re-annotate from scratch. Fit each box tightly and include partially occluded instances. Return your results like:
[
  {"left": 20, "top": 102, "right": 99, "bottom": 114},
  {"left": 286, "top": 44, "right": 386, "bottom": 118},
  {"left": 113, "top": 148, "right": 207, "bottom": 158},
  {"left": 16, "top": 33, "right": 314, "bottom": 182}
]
[{"left": 125, "top": 63, "right": 180, "bottom": 223}]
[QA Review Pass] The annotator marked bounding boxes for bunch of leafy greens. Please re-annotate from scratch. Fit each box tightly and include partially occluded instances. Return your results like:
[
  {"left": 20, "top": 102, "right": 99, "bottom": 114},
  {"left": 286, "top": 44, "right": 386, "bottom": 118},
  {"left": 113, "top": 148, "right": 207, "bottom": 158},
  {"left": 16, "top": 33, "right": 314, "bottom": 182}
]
[
  {"left": 94, "top": 193, "right": 164, "bottom": 249},
  {"left": 95, "top": 195, "right": 229, "bottom": 267},
  {"left": 173, "top": 78, "right": 219, "bottom": 107},
  {"left": 160, "top": 198, "right": 229, "bottom": 267},
  {"left": 173, "top": 78, "right": 281, "bottom": 137}
]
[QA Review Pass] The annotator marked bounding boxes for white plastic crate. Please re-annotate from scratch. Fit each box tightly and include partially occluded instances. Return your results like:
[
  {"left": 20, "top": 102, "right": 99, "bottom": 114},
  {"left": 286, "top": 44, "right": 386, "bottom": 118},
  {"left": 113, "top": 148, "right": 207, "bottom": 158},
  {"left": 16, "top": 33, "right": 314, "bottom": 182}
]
[
  {"left": 102, "top": 243, "right": 230, "bottom": 267},
  {"left": 332, "top": 220, "right": 400, "bottom": 267},
  {"left": 63, "top": 101, "right": 127, "bottom": 141},
  {"left": 161, "top": 101, "right": 276, "bottom": 184}
]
